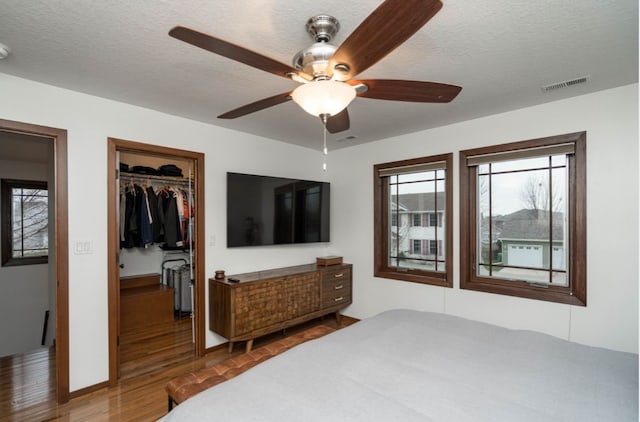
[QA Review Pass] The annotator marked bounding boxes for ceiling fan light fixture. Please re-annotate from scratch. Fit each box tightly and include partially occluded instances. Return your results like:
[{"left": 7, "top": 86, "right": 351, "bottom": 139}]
[{"left": 291, "top": 80, "right": 356, "bottom": 117}]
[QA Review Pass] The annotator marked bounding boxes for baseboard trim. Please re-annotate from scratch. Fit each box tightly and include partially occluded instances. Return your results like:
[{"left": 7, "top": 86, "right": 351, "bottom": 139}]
[
  {"left": 69, "top": 380, "right": 109, "bottom": 399},
  {"left": 204, "top": 342, "right": 228, "bottom": 355}
]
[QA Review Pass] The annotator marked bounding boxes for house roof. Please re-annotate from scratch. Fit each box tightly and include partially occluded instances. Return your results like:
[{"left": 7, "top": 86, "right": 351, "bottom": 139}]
[
  {"left": 393, "top": 192, "right": 446, "bottom": 212},
  {"left": 498, "top": 209, "right": 565, "bottom": 241}
]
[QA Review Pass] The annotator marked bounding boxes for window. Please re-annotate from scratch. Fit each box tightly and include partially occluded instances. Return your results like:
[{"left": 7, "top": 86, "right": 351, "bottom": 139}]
[
  {"left": 1, "top": 179, "right": 49, "bottom": 266},
  {"left": 374, "top": 153, "right": 453, "bottom": 287},
  {"left": 459, "top": 132, "right": 586, "bottom": 305},
  {"left": 428, "top": 239, "right": 438, "bottom": 256}
]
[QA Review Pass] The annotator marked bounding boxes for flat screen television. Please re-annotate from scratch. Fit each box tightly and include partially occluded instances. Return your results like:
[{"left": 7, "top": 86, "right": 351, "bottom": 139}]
[{"left": 227, "top": 172, "right": 330, "bottom": 247}]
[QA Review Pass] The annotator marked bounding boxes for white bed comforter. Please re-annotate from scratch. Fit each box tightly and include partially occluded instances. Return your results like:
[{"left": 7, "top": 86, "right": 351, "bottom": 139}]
[{"left": 161, "top": 309, "right": 638, "bottom": 421}]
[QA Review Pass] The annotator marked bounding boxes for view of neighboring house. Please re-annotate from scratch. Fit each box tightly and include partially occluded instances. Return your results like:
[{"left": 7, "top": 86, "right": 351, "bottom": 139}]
[
  {"left": 498, "top": 209, "right": 566, "bottom": 270},
  {"left": 391, "top": 192, "right": 446, "bottom": 271},
  {"left": 479, "top": 208, "right": 567, "bottom": 285},
  {"left": 391, "top": 191, "right": 565, "bottom": 281}
]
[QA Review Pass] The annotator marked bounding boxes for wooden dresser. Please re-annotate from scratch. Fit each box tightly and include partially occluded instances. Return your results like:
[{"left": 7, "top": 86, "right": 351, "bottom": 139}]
[{"left": 209, "top": 263, "right": 352, "bottom": 351}]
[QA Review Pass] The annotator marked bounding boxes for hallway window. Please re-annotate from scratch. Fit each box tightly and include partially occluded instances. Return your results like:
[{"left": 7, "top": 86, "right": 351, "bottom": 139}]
[{"left": 1, "top": 179, "right": 48, "bottom": 266}]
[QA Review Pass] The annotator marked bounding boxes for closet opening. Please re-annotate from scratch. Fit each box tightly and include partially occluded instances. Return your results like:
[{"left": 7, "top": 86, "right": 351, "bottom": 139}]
[{"left": 107, "top": 138, "right": 205, "bottom": 385}]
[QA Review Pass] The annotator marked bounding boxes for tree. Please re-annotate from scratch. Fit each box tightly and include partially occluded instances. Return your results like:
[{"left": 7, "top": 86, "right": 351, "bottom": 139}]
[
  {"left": 12, "top": 188, "right": 48, "bottom": 255},
  {"left": 519, "top": 175, "right": 562, "bottom": 212}
]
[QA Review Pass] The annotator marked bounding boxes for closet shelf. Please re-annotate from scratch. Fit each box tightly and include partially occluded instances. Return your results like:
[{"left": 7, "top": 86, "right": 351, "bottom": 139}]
[{"left": 120, "top": 171, "right": 193, "bottom": 186}]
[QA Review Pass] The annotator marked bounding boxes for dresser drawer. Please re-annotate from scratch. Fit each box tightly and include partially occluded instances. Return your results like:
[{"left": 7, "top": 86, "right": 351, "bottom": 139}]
[
  {"left": 321, "top": 266, "right": 352, "bottom": 308},
  {"left": 321, "top": 267, "right": 351, "bottom": 283},
  {"left": 322, "top": 290, "right": 352, "bottom": 308}
]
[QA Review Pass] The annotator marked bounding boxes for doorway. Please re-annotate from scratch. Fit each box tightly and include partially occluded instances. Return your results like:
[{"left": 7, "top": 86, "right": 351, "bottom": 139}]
[
  {"left": 0, "top": 118, "right": 69, "bottom": 403},
  {"left": 107, "top": 138, "right": 205, "bottom": 385}
]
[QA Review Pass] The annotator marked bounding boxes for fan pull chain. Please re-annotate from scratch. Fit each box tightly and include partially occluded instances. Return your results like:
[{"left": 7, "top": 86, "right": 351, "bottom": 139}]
[
  {"left": 321, "top": 114, "right": 328, "bottom": 171},
  {"left": 323, "top": 124, "right": 328, "bottom": 171}
]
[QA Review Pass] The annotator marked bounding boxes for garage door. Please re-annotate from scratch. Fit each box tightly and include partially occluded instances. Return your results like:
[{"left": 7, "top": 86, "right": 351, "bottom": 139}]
[
  {"left": 508, "top": 244, "right": 543, "bottom": 268},
  {"left": 552, "top": 246, "right": 565, "bottom": 270}
]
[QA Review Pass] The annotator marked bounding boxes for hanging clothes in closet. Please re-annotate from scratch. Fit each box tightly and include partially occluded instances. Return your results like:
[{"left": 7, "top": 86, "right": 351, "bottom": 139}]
[{"left": 119, "top": 178, "right": 194, "bottom": 250}]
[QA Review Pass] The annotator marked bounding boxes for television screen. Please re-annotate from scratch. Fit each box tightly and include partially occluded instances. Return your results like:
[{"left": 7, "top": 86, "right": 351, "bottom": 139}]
[{"left": 227, "top": 172, "right": 330, "bottom": 247}]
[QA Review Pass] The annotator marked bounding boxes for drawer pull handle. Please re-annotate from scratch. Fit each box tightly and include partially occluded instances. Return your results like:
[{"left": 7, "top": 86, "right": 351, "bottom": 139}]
[
  {"left": 334, "top": 273, "right": 344, "bottom": 278},
  {"left": 334, "top": 284, "right": 344, "bottom": 290},
  {"left": 334, "top": 296, "right": 344, "bottom": 302}
]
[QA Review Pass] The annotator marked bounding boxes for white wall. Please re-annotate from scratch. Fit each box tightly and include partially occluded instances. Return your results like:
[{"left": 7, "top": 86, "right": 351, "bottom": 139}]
[
  {"left": 0, "top": 159, "right": 50, "bottom": 357},
  {"left": 328, "top": 84, "right": 639, "bottom": 354},
  {"left": 0, "top": 73, "right": 332, "bottom": 392},
  {"left": 1, "top": 72, "right": 636, "bottom": 394}
]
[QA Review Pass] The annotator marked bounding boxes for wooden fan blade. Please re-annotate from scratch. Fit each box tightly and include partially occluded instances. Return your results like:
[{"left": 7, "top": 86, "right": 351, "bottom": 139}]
[
  {"left": 169, "top": 26, "right": 311, "bottom": 81},
  {"left": 329, "top": 0, "right": 442, "bottom": 81},
  {"left": 350, "top": 79, "right": 461, "bottom": 103},
  {"left": 218, "top": 92, "right": 292, "bottom": 119},
  {"left": 323, "top": 109, "right": 350, "bottom": 133}
]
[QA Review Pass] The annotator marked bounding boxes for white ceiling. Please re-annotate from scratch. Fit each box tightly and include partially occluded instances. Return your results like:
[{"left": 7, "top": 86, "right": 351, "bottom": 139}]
[{"left": 0, "top": 0, "right": 637, "bottom": 152}]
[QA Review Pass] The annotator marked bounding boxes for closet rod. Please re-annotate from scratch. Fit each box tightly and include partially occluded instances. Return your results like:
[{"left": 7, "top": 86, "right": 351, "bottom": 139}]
[{"left": 119, "top": 172, "right": 194, "bottom": 186}]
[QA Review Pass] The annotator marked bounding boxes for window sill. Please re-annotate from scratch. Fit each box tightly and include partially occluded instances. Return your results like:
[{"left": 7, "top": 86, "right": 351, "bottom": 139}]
[
  {"left": 461, "top": 277, "right": 586, "bottom": 306},
  {"left": 2, "top": 256, "right": 49, "bottom": 267},
  {"left": 375, "top": 269, "right": 451, "bottom": 288}
]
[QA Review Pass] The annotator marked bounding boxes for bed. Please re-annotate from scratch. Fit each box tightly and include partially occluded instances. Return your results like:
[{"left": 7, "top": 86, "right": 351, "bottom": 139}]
[{"left": 160, "top": 309, "right": 638, "bottom": 421}]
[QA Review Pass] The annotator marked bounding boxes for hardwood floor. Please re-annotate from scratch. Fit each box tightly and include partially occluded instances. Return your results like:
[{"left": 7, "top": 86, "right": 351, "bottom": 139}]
[{"left": 0, "top": 315, "right": 357, "bottom": 421}]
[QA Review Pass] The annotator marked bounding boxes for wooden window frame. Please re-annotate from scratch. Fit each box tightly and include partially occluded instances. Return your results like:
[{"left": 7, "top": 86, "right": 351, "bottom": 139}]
[
  {"left": 459, "top": 132, "right": 586, "bottom": 305},
  {"left": 374, "top": 153, "right": 453, "bottom": 287},
  {"left": 1, "top": 179, "right": 49, "bottom": 267}
]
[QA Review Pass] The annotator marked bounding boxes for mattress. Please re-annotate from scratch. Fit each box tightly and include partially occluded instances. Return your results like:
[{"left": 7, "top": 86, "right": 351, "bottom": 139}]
[{"left": 160, "top": 309, "right": 638, "bottom": 421}]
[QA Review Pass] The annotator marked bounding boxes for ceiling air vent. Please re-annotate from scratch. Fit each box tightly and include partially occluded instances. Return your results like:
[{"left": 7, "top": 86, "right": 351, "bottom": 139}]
[
  {"left": 336, "top": 135, "right": 357, "bottom": 142},
  {"left": 541, "top": 75, "right": 590, "bottom": 93}
]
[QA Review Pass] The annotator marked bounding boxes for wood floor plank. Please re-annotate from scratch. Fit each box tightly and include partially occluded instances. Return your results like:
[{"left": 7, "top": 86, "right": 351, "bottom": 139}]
[{"left": 0, "top": 314, "right": 357, "bottom": 421}]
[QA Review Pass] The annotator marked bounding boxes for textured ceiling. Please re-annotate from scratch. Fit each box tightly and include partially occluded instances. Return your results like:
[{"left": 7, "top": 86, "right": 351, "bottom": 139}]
[{"left": 0, "top": 0, "right": 637, "bottom": 152}]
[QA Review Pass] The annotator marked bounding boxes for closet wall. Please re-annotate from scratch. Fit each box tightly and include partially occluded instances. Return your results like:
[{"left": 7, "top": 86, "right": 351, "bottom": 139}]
[{"left": 118, "top": 152, "right": 194, "bottom": 278}]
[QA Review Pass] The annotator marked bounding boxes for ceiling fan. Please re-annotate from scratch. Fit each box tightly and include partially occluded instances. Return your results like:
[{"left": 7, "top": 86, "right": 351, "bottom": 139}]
[{"left": 169, "top": 0, "right": 461, "bottom": 134}]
